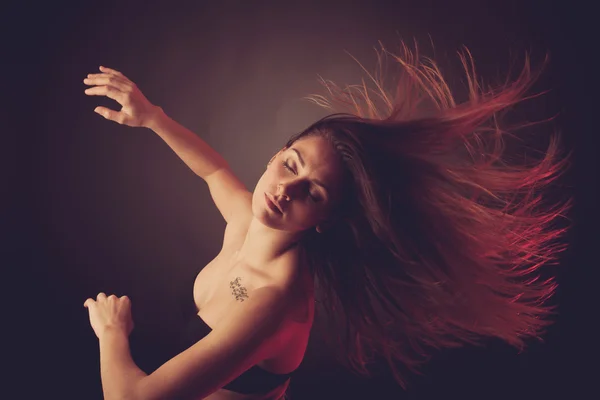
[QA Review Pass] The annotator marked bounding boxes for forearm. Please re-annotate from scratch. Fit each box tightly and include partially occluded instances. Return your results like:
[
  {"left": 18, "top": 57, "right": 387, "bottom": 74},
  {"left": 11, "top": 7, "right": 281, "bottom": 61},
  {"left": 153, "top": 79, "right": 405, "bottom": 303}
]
[
  {"left": 146, "top": 107, "right": 229, "bottom": 179},
  {"left": 99, "top": 328, "right": 147, "bottom": 400}
]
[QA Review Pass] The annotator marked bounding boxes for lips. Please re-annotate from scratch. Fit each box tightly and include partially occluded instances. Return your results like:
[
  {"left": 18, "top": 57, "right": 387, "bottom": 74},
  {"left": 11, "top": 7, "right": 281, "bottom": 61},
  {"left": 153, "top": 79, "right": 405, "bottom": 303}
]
[{"left": 264, "top": 192, "right": 283, "bottom": 214}]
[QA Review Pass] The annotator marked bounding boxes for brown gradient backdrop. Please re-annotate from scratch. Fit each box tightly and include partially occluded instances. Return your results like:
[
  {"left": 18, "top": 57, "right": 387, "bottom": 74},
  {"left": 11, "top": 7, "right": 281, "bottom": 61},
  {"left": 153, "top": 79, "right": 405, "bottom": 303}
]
[{"left": 6, "top": 1, "right": 593, "bottom": 399}]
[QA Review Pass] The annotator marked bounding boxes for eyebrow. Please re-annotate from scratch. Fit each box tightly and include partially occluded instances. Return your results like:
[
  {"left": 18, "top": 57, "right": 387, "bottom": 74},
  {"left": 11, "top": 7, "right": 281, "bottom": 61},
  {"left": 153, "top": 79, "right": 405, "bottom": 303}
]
[{"left": 291, "top": 148, "right": 330, "bottom": 196}]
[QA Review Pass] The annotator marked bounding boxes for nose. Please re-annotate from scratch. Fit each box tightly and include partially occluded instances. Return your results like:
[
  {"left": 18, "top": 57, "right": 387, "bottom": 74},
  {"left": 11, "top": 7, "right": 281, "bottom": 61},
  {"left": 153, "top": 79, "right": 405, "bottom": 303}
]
[
  {"left": 277, "top": 183, "right": 291, "bottom": 201},
  {"left": 277, "top": 180, "right": 305, "bottom": 201}
]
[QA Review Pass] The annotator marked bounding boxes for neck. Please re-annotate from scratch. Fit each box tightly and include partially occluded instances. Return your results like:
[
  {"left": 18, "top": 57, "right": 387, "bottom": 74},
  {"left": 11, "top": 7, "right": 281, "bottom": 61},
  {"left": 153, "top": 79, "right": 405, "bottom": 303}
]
[{"left": 236, "top": 217, "right": 304, "bottom": 268}]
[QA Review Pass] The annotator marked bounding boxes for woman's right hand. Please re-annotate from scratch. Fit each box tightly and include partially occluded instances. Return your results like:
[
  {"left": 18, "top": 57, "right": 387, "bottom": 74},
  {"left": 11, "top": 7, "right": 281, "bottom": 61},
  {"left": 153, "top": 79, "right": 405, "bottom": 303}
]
[{"left": 84, "top": 66, "right": 161, "bottom": 128}]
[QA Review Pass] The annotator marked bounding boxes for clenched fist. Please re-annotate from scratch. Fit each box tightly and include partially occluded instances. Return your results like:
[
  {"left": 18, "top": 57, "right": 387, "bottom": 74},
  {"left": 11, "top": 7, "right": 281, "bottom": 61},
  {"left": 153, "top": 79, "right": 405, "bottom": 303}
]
[
  {"left": 84, "top": 66, "right": 161, "bottom": 128},
  {"left": 84, "top": 292, "right": 135, "bottom": 340}
]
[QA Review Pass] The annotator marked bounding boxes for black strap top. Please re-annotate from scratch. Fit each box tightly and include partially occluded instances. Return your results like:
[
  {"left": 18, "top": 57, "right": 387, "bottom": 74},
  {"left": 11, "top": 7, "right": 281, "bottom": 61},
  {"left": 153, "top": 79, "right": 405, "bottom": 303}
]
[{"left": 177, "top": 312, "right": 293, "bottom": 394}]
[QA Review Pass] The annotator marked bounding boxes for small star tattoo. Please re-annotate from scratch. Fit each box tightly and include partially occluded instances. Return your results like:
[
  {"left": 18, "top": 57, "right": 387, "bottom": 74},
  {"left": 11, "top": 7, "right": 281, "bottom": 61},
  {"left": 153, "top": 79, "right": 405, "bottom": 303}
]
[{"left": 230, "top": 277, "right": 248, "bottom": 302}]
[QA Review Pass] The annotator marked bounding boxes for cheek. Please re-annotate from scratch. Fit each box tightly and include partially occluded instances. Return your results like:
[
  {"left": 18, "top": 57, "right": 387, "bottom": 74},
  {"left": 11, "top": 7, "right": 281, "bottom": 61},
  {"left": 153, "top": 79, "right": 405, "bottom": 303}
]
[
  {"left": 287, "top": 204, "right": 323, "bottom": 229},
  {"left": 264, "top": 164, "right": 282, "bottom": 182},
  {"left": 258, "top": 167, "right": 277, "bottom": 188}
]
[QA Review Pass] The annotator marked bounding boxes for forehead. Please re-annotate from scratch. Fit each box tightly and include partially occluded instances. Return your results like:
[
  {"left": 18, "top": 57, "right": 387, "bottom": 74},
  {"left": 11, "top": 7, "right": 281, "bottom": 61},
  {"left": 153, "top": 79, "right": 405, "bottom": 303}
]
[{"left": 290, "top": 136, "right": 338, "bottom": 163}]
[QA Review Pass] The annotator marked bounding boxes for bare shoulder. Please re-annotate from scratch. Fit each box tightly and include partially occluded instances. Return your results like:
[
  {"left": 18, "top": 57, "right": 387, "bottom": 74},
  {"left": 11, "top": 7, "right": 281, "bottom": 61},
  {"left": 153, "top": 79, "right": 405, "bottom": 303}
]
[{"left": 270, "top": 250, "right": 314, "bottom": 323}]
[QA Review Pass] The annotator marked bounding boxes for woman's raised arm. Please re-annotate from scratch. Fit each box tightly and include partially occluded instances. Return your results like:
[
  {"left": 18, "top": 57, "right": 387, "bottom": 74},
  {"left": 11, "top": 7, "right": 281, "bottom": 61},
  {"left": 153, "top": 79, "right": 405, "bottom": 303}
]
[
  {"left": 84, "top": 66, "right": 251, "bottom": 223},
  {"left": 84, "top": 65, "right": 229, "bottom": 179}
]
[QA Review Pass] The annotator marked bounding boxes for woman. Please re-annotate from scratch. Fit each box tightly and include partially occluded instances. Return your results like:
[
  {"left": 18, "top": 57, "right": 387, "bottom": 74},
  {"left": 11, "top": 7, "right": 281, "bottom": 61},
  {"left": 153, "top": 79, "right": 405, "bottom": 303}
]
[{"left": 83, "top": 42, "right": 572, "bottom": 400}]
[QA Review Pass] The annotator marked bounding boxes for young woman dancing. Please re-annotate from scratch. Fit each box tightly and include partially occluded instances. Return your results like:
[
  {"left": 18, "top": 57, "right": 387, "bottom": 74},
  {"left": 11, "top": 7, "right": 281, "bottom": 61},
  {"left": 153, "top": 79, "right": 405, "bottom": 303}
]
[{"left": 82, "top": 42, "right": 572, "bottom": 400}]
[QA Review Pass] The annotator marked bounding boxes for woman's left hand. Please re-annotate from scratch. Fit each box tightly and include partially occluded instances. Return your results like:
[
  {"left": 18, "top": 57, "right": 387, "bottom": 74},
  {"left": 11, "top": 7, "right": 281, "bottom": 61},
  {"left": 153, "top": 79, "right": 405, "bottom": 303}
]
[{"left": 84, "top": 292, "right": 135, "bottom": 339}]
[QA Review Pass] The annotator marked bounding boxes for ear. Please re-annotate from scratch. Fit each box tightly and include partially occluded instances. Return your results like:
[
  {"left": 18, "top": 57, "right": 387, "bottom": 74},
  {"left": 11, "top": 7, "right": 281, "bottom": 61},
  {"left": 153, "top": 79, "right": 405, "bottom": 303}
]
[{"left": 316, "top": 220, "right": 333, "bottom": 234}]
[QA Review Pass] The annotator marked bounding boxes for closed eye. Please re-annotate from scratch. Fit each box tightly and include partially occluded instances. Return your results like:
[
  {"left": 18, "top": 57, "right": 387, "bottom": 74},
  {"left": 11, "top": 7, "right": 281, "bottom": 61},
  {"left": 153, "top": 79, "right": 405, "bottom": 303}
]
[{"left": 282, "top": 160, "right": 320, "bottom": 202}]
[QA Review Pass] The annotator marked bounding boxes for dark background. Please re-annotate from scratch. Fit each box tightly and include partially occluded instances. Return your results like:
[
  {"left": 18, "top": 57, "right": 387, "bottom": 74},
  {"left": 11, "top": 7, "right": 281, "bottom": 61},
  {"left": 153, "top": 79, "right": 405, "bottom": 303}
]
[{"left": 5, "top": 1, "right": 595, "bottom": 399}]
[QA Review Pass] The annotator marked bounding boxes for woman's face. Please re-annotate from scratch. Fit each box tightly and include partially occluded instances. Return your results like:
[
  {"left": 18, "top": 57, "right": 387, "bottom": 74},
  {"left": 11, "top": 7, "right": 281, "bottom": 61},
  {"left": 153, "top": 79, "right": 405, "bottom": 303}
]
[{"left": 251, "top": 135, "right": 346, "bottom": 233}]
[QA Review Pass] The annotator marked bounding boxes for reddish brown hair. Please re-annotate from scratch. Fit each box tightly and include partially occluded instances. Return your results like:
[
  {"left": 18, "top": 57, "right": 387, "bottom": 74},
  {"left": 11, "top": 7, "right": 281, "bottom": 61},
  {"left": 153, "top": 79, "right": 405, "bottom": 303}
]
[{"left": 285, "top": 41, "right": 572, "bottom": 388}]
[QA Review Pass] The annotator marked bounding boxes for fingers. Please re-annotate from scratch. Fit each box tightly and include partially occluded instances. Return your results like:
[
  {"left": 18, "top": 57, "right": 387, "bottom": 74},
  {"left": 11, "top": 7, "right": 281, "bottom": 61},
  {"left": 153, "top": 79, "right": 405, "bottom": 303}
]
[
  {"left": 94, "top": 106, "right": 128, "bottom": 125},
  {"left": 84, "top": 74, "right": 131, "bottom": 92},
  {"left": 99, "top": 65, "right": 125, "bottom": 78},
  {"left": 85, "top": 86, "right": 127, "bottom": 109},
  {"left": 84, "top": 74, "right": 134, "bottom": 125},
  {"left": 84, "top": 293, "right": 131, "bottom": 307}
]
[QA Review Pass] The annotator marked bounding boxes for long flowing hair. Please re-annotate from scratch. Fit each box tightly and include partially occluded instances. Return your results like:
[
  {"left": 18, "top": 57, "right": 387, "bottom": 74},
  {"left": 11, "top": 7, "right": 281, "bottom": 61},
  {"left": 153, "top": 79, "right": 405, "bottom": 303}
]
[{"left": 285, "top": 41, "right": 572, "bottom": 388}]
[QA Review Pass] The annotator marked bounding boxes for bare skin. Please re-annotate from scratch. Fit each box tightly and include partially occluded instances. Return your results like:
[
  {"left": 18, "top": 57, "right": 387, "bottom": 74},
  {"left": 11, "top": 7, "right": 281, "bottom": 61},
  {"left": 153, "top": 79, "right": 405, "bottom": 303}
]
[
  {"left": 83, "top": 66, "right": 345, "bottom": 399},
  {"left": 193, "top": 222, "right": 314, "bottom": 400},
  {"left": 196, "top": 135, "right": 346, "bottom": 399}
]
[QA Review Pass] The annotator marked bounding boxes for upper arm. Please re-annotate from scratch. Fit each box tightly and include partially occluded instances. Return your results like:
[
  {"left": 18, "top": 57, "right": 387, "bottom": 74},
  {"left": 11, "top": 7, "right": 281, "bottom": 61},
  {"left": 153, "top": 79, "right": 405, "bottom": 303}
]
[
  {"left": 204, "top": 167, "right": 252, "bottom": 224},
  {"left": 134, "top": 287, "right": 289, "bottom": 400}
]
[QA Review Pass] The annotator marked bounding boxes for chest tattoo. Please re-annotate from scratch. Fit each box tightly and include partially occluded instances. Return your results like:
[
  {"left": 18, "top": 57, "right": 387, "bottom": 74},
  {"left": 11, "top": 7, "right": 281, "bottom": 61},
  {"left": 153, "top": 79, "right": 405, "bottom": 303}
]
[{"left": 229, "top": 277, "right": 249, "bottom": 302}]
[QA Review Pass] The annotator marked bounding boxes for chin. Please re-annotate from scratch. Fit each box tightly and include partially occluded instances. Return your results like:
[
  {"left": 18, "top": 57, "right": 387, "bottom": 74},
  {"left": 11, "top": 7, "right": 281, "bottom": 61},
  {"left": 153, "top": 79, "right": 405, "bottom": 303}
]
[
  {"left": 250, "top": 191, "right": 317, "bottom": 233},
  {"left": 251, "top": 196, "right": 282, "bottom": 228},
  {"left": 256, "top": 211, "right": 282, "bottom": 229}
]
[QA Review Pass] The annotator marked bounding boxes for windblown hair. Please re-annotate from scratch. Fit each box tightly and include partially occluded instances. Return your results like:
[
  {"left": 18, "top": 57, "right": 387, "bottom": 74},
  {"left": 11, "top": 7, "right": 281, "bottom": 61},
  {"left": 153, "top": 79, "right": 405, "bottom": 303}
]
[{"left": 285, "top": 41, "right": 572, "bottom": 388}]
